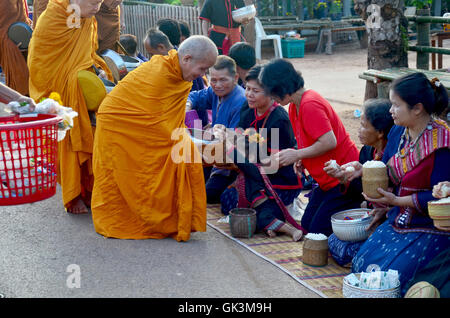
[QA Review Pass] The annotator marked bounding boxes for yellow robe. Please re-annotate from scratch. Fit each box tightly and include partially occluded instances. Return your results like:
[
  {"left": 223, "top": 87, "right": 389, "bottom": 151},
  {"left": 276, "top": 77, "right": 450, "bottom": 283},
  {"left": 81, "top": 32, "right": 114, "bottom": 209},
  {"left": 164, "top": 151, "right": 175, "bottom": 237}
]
[
  {"left": 0, "top": 0, "right": 31, "bottom": 95},
  {"left": 92, "top": 50, "right": 207, "bottom": 241},
  {"left": 28, "top": 0, "right": 112, "bottom": 208}
]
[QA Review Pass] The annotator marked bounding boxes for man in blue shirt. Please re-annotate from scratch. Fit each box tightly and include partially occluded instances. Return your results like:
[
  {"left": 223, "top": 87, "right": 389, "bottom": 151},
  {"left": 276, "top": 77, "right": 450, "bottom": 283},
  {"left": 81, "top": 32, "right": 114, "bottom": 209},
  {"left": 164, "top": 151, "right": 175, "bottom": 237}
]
[{"left": 187, "top": 55, "right": 246, "bottom": 203}]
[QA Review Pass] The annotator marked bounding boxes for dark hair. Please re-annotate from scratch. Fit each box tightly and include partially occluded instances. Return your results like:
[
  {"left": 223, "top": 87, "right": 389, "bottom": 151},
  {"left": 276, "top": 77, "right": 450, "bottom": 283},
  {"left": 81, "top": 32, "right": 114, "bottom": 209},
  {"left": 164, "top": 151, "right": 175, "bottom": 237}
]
[
  {"left": 156, "top": 18, "right": 181, "bottom": 46},
  {"left": 363, "top": 98, "right": 394, "bottom": 140},
  {"left": 145, "top": 28, "right": 172, "bottom": 49},
  {"left": 119, "top": 34, "right": 137, "bottom": 55},
  {"left": 178, "top": 20, "right": 191, "bottom": 39},
  {"left": 213, "top": 55, "right": 237, "bottom": 77},
  {"left": 390, "top": 72, "right": 449, "bottom": 116},
  {"left": 259, "top": 59, "right": 304, "bottom": 100},
  {"left": 228, "top": 42, "right": 256, "bottom": 70},
  {"left": 245, "top": 65, "right": 262, "bottom": 83}
]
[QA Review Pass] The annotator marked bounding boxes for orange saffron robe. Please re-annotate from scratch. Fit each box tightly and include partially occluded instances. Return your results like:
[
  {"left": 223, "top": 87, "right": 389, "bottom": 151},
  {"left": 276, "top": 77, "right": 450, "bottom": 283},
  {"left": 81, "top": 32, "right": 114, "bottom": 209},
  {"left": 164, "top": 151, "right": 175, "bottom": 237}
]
[
  {"left": 0, "top": 0, "right": 31, "bottom": 95},
  {"left": 91, "top": 50, "right": 207, "bottom": 241},
  {"left": 28, "top": 0, "right": 112, "bottom": 208},
  {"left": 95, "top": 0, "right": 121, "bottom": 53}
]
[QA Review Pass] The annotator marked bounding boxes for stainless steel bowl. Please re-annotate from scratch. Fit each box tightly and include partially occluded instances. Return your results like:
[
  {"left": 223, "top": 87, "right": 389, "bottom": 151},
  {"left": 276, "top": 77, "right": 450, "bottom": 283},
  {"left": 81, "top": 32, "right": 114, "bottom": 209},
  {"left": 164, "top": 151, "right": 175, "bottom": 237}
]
[
  {"left": 343, "top": 273, "right": 401, "bottom": 298},
  {"left": 232, "top": 5, "right": 257, "bottom": 23},
  {"left": 120, "top": 55, "right": 141, "bottom": 73},
  {"left": 331, "top": 208, "right": 373, "bottom": 242}
]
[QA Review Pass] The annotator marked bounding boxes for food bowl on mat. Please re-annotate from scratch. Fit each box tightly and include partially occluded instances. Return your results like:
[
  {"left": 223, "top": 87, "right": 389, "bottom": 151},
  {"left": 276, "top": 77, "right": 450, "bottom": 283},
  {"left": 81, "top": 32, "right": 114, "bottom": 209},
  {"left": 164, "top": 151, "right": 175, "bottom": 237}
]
[
  {"left": 331, "top": 208, "right": 373, "bottom": 242},
  {"left": 229, "top": 208, "right": 257, "bottom": 238},
  {"left": 231, "top": 5, "right": 256, "bottom": 23},
  {"left": 343, "top": 273, "right": 401, "bottom": 298}
]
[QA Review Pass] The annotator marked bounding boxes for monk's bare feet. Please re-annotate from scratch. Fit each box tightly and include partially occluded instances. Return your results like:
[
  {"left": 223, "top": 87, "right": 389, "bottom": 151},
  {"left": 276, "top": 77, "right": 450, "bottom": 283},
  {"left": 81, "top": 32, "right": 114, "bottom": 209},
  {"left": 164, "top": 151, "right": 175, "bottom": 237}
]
[
  {"left": 266, "top": 230, "right": 277, "bottom": 238},
  {"left": 67, "top": 197, "right": 89, "bottom": 214}
]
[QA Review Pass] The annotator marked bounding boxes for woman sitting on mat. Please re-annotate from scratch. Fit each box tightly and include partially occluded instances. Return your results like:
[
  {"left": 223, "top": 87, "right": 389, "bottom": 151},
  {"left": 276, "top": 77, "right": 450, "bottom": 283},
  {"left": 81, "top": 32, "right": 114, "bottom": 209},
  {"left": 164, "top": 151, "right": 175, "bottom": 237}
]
[
  {"left": 351, "top": 72, "right": 450, "bottom": 296},
  {"left": 323, "top": 98, "right": 394, "bottom": 266},
  {"left": 259, "top": 59, "right": 360, "bottom": 236},
  {"left": 218, "top": 65, "right": 305, "bottom": 241}
]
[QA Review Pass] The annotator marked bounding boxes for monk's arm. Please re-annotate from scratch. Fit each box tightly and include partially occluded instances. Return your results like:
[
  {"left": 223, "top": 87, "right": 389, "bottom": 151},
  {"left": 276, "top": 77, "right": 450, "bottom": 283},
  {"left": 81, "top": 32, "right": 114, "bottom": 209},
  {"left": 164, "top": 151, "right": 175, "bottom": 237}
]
[{"left": 0, "top": 83, "right": 36, "bottom": 108}]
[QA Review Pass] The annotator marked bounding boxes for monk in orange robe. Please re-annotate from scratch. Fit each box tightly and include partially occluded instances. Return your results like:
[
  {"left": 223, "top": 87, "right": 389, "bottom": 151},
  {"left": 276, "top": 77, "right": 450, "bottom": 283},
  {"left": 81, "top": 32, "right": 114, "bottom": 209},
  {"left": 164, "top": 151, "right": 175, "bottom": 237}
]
[
  {"left": 95, "top": 0, "right": 122, "bottom": 53},
  {"left": 0, "top": 0, "right": 31, "bottom": 96},
  {"left": 91, "top": 35, "right": 218, "bottom": 241},
  {"left": 28, "top": 0, "right": 113, "bottom": 214}
]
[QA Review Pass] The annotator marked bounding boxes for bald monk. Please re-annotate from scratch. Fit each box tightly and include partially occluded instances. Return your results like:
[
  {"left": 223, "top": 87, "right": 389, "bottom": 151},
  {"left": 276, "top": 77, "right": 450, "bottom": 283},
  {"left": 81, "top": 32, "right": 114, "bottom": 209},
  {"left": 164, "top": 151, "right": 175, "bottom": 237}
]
[
  {"left": 28, "top": 0, "right": 113, "bottom": 214},
  {"left": 0, "top": 0, "right": 31, "bottom": 95},
  {"left": 95, "top": 0, "right": 122, "bottom": 53},
  {"left": 91, "top": 35, "right": 218, "bottom": 241}
]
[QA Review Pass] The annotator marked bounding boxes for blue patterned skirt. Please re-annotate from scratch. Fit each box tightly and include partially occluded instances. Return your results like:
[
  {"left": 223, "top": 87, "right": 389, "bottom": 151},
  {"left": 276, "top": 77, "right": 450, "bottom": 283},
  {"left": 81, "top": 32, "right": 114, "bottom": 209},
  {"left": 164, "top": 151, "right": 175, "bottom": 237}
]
[{"left": 351, "top": 220, "right": 450, "bottom": 295}]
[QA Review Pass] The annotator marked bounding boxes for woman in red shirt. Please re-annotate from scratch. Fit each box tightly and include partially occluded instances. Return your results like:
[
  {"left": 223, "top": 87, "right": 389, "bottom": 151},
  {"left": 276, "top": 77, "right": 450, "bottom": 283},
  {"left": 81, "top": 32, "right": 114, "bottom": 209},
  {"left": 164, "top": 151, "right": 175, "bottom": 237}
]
[{"left": 259, "top": 59, "right": 360, "bottom": 236}]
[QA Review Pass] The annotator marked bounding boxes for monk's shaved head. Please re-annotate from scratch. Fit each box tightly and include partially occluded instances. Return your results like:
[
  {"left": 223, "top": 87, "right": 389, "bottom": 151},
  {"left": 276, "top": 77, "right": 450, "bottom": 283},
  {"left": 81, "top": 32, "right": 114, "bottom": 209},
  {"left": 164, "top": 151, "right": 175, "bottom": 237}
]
[
  {"left": 178, "top": 35, "right": 218, "bottom": 62},
  {"left": 178, "top": 35, "right": 218, "bottom": 82}
]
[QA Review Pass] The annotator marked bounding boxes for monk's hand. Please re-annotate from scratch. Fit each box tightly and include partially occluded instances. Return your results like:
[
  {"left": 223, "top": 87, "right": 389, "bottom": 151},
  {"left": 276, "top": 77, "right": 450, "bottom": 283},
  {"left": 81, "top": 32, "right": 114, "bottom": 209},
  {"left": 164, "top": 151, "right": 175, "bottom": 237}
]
[
  {"left": 363, "top": 188, "right": 397, "bottom": 206},
  {"left": 16, "top": 96, "right": 37, "bottom": 112},
  {"left": 274, "top": 148, "right": 300, "bottom": 167},
  {"left": 366, "top": 207, "right": 389, "bottom": 234}
]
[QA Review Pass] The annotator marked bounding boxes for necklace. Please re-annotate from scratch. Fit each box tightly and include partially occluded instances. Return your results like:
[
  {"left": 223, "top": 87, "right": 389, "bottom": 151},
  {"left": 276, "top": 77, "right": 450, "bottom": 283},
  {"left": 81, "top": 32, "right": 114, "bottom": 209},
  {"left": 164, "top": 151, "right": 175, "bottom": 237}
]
[{"left": 397, "top": 120, "right": 433, "bottom": 159}]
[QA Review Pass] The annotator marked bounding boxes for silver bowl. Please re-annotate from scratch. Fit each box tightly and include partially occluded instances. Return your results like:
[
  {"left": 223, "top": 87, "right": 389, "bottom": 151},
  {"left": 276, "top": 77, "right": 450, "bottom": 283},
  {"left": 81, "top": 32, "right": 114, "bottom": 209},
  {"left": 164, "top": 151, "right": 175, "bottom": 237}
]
[
  {"left": 343, "top": 273, "right": 401, "bottom": 298},
  {"left": 331, "top": 208, "right": 373, "bottom": 242},
  {"left": 232, "top": 5, "right": 256, "bottom": 23}
]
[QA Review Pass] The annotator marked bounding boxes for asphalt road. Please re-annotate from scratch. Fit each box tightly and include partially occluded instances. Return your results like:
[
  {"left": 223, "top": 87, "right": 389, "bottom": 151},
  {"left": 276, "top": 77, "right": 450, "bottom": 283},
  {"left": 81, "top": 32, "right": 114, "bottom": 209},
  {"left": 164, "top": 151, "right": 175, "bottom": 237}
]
[{"left": 0, "top": 186, "right": 319, "bottom": 299}]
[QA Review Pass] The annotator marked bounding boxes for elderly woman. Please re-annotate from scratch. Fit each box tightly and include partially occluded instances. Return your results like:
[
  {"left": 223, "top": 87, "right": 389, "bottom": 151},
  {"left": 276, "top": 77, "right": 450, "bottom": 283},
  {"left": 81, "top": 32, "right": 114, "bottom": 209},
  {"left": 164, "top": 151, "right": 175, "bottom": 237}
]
[
  {"left": 259, "top": 59, "right": 360, "bottom": 236},
  {"left": 323, "top": 98, "right": 394, "bottom": 266},
  {"left": 351, "top": 72, "right": 450, "bottom": 295},
  {"left": 219, "top": 65, "right": 305, "bottom": 241}
]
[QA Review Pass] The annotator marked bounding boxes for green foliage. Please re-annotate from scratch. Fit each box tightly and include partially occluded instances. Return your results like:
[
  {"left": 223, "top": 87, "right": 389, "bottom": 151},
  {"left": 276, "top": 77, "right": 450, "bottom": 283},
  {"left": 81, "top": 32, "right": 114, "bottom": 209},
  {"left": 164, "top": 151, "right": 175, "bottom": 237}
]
[
  {"left": 405, "top": 0, "right": 432, "bottom": 9},
  {"left": 329, "top": 0, "right": 342, "bottom": 14}
]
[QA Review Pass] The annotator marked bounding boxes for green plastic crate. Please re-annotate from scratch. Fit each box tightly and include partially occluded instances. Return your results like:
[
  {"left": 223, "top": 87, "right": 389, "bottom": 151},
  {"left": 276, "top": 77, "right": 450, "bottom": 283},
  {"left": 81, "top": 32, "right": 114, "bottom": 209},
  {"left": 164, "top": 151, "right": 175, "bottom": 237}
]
[{"left": 281, "top": 38, "right": 305, "bottom": 58}]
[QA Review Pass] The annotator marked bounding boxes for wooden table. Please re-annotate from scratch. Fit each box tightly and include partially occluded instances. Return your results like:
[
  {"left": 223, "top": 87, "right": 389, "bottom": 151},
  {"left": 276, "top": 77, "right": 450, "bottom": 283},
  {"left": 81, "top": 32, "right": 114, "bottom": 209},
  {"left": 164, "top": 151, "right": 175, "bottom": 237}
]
[
  {"left": 431, "top": 32, "right": 450, "bottom": 70},
  {"left": 261, "top": 19, "right": 366, "bottom": 55},
  {"left": 359, "top": 67, "right": 450, "bottom": 98}
]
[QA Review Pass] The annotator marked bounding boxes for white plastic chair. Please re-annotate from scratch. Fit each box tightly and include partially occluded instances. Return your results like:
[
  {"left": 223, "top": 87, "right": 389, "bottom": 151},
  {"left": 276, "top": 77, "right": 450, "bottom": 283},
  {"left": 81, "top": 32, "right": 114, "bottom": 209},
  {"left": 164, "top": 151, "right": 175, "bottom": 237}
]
[{"left": 254, "top": 17, "right": 283, "bottom": 60}]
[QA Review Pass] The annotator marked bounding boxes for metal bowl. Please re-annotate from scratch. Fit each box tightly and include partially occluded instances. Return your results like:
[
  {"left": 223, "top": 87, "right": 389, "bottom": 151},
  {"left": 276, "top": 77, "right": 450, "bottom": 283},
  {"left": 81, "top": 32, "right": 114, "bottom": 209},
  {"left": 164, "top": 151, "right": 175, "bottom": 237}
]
[
  {"left": 100, "top": 49, "right": 128, "bottom": 83},
  {"left": 343, "top": 273, "right": 401, "bottom": 298},
  {"left": 120, "top": 55, "right": 141, "bottom": 73},
  {"left": 232, "top": 5, "right": 256, "bottom": 23},
  {"left": 331, "top": 208, "right": 373, "bottom": 242}
]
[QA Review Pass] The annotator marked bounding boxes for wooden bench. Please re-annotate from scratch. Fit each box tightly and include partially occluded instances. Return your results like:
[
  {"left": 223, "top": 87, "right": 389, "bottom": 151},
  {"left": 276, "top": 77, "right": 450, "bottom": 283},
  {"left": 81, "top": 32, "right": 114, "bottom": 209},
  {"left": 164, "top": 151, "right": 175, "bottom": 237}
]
[
  {"left": 359, "top": 67, "right": 450, "bottom": 98},
  {"left": 259, "top": 18, "right": 367, "bottom": 54}
]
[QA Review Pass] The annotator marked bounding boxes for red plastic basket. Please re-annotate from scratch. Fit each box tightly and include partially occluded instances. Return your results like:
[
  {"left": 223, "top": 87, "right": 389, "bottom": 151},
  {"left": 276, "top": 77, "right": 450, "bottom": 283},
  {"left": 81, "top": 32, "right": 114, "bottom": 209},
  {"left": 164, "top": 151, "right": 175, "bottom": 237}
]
[{"left": 0, "top": 114, "right": 62, "bottom": 205}]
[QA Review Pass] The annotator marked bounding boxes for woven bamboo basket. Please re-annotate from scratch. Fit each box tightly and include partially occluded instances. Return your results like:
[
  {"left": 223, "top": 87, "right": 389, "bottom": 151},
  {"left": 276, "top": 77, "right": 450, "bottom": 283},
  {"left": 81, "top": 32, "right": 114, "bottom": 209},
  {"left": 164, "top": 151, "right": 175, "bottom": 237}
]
[
  {"left": 362, "top": 165, "right": 388, "bottom": 198},
  {"left": 229, "top": 208, "right": 257, "bottom": 238},
  {"left": 302, "top": 237, "right": 329, "bottom": 267}
]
